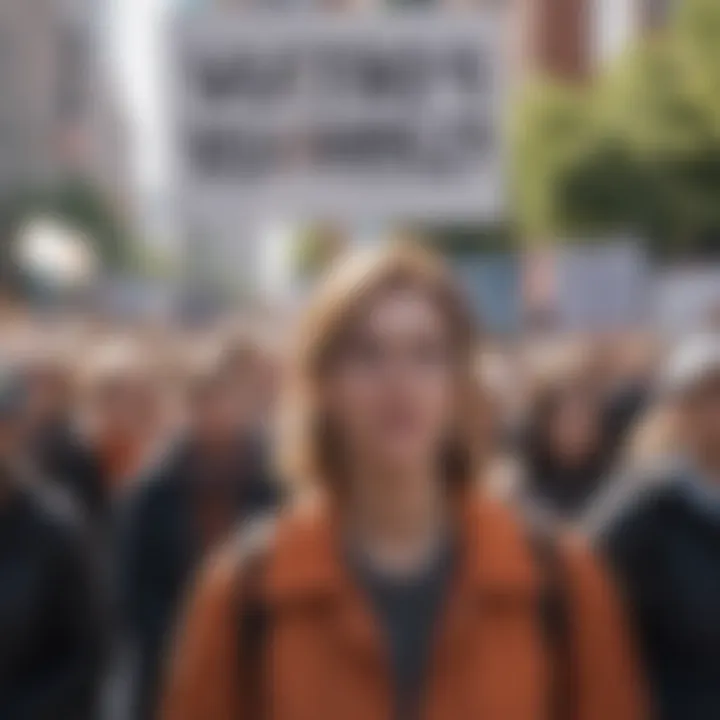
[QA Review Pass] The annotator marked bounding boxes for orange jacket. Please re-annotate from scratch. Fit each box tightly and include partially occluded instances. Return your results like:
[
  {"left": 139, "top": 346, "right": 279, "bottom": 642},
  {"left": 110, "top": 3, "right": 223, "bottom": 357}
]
[{"left": 161, "top": 498, "right": 647, "bottom": 720}]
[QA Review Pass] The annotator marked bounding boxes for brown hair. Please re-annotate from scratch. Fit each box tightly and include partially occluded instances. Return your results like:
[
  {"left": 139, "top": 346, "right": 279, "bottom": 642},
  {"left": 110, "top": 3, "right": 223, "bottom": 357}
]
[{"left": 278, "top": 242, "right": 485, "bottom": 497}]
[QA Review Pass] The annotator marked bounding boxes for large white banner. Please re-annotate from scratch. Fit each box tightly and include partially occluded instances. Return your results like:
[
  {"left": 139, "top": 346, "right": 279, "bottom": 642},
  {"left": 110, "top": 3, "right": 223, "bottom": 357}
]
[{"left": 174, "top": 12, "right": 506, "bottom": 222}]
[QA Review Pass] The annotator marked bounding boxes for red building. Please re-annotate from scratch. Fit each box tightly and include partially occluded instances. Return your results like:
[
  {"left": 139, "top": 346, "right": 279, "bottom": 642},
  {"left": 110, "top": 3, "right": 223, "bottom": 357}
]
[
  {"left": 518, "top": 0, "right": 676, "bottom": 82},
  {"left": 520, "top": 0, "right": 593, "bottom": 80}
]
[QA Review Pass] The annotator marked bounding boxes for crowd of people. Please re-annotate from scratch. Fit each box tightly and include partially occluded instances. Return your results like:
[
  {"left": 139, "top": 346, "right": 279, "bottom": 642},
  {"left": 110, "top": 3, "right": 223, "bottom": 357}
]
[{"left": 1, "top": 242, "right": 719, "bottom": 720}]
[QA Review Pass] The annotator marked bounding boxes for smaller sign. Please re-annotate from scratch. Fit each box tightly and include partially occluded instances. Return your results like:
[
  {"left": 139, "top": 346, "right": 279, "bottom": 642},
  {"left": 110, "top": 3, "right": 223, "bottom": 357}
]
[{"left": 553, "top": 241, "right": 650, "bottom": 332}]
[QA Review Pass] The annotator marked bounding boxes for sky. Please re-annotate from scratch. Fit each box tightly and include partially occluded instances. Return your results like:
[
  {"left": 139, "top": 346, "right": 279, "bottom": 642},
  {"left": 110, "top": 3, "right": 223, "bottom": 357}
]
[{"left": 107, "top": 0, "right": 169, "bottom": 196}]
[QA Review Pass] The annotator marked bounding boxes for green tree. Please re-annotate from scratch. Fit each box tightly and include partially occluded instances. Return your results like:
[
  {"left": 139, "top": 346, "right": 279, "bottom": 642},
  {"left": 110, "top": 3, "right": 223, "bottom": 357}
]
[
  {"left": 292, "top": 223, "right": 348, "bottom": 279},
  {"left": 46, "top": 179, "right": 131, "bottom": 270},
  {"left": 513, "top": 81, "right": 599, "bottom": 239},
  {"left": 0, "top": 178, "right": 134, "bottom": 294},
  {"left": 414, "top": 222, "right": 516, "bottom": 257},
  {"left": 514, "top": 0, "right": 720, "bottom": 256}
]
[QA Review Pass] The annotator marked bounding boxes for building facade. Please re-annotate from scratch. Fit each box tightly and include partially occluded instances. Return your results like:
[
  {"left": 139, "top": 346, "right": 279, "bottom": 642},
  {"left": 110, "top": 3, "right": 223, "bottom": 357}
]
[
  {"left": 518, "top": 0, "right": 678, "bottom": 82},
  {"left": 0, "top": 0, "right": 130, "bottom": 215},
  {"left": 0, "top": 0, "right": 59, "bottom": 191}
]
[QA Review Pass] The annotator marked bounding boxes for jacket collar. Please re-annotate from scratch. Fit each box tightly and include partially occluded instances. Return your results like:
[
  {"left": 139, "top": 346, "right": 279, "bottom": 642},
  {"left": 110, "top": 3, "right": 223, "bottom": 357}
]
[{"left": 264, "top": 492, "right": 539, "bottom": 606}]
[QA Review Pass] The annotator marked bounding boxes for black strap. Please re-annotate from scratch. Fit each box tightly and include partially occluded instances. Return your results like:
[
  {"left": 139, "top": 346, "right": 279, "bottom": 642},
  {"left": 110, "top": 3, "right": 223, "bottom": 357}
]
[
  {"left": 528, "top": 528, "right": 574, "bottom": 720},
  {"left": 236, "top": 518, "right": 275, "bottom": 720},
  {"left": 236, "top": 520, "right": 572, "bottom": 720}
]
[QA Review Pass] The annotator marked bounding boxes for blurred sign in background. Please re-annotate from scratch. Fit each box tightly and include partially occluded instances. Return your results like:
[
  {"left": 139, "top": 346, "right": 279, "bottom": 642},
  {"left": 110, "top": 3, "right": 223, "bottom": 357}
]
[
  {"left": 0, "top": 0, "right": 717, "bottom": 335},
  {"left": 175, "top": 13, "right": 506, "bottom": 222},
  {"left": 553, "top": 242, "right": 650, "bottom": 333}
]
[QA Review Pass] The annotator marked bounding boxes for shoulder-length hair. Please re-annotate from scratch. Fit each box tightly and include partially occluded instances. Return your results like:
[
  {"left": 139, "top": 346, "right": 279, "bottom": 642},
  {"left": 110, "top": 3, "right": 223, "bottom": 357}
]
[{"left": 277, "top": 242, "right": 486, "bottom": 498}]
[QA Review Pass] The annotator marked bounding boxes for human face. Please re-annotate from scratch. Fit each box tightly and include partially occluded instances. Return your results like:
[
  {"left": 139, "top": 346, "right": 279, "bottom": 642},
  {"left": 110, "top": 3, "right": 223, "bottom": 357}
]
[
  {"left": 546, "top": 390, "right": 603, "bottom": 467},
  {"left": 192, "top": 379, "right": 241, "bottom": 449},
  {"left": 323, "top": 288, "right": 458, "bottom": 485},
  {"left": 678, "top": 374, "right": 720, "bottom": 473},
  {"left": 92, "top": 376, "right": 153, "bottom": 440}
]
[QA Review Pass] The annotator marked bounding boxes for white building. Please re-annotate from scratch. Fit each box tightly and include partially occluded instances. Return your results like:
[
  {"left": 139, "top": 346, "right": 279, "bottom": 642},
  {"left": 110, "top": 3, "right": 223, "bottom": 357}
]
[
  {"left": 0, "top": 0, "right": 131, "bottom": 215},
  {"left": 0, "top": 0, "right": 60, "bottom": 191}
]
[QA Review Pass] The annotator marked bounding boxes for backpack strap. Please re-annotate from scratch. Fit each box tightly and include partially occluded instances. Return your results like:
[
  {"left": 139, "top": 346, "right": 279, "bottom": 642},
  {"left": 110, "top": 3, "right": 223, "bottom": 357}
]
[
  {"left": 234, "top": 517, "right": 276, "bottom": 720},
  {"left": 234, "top": 516, "right": 573, "bottom": 720},
  {"left": 527, "top": 526, "right": 574, "bottom": 720}
]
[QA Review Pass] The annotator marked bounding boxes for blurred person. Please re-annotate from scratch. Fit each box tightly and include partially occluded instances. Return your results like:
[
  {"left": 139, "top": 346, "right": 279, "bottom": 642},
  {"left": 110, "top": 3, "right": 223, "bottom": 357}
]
[
  {"left": 117, "top": 354, "right": 280, "bottom": 720},
  {"left": 582, "top": 401, "right": 680, "bottom": 540},
  {"left": 23, "top": 355, "right": 109, "bottom": 524},
  {"left": 162, "top": 244, "right": 646, "bottom": 720},
  {"left": 602, "top": 334, "right": 659, "bottom": 450},
  {"left": 600, "top": 334, "right": 720, "bottom": 720},
  {"left": 473, "top": 347, "right": 524, "bottom": 501},
  {"left": 516, "top": 372, "right": 617, "bottom": 526},
  {"left": 0, "top": 365, "right": 107, "bottom": 719},
  {"left": 81, "top": 343, "right": 169, "bottom": 496},
  {"left": 218, "top": 331, "right": 279, "bottom": 430},
  {"left": 475, "top": 344, "right": 528, "bottom": 445}
]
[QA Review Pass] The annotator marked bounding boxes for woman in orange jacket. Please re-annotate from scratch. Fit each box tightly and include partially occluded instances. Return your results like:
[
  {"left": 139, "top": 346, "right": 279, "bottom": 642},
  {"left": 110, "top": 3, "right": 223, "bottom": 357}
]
[{"left": 162, "top": 243, "right": 647, "bottom": 720}]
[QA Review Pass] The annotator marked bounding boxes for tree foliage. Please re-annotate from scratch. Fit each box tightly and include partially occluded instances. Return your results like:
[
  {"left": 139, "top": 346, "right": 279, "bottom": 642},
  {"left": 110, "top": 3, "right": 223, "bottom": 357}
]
[
  {"left": 0, "top": 178, "right": 133, "bottom": 292},
  {"left": 514, "top": 0, "right": 720, "bottom": 255},
  {"left": 415, "top": 222, "right": 516, "bottom": 256},
  {"left": 292, "top": 223, "right": 349, "bottom": 278}
]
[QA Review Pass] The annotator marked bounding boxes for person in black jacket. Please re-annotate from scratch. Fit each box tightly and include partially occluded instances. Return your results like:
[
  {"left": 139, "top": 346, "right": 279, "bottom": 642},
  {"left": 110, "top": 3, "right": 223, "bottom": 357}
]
[
  {"left": 0, "top": 366, "right": 107, "bottom": 720},
  {"left": 24, "top": 358, "right": 109, "bottom": 525},
  {"left": 600, "top": 334, "right": 720, "bottom": 720},
  {"left": 117, "top": 356, "right": 281, "bottom": 720},
  {"left": 518, "top": 370, "right": 618, "bottom": 525}
]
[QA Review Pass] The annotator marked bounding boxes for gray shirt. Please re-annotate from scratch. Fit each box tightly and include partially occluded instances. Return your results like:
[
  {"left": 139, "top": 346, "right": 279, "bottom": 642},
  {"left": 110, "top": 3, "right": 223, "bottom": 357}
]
[{"left": 350, "top": 540, "right": 455, "bottom": 720}]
